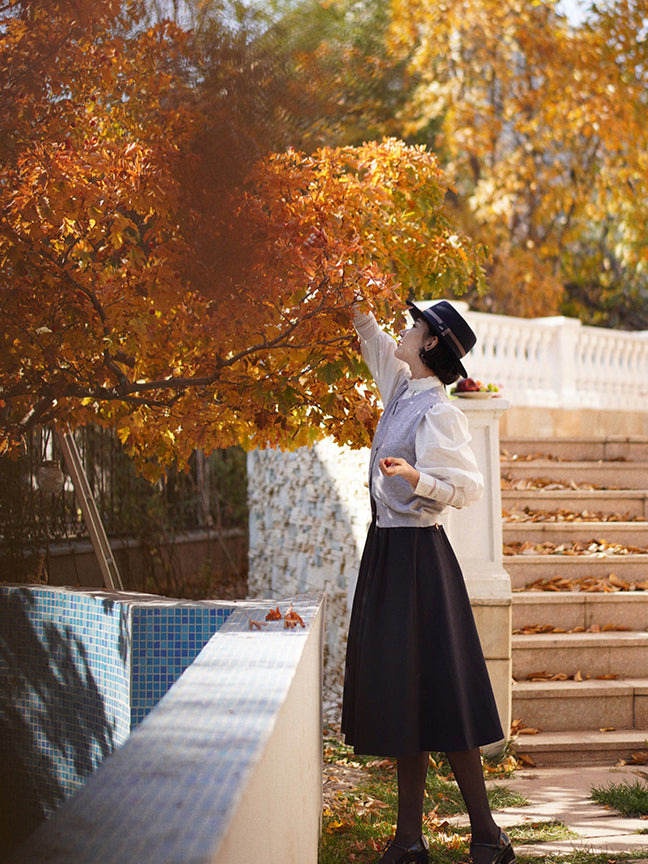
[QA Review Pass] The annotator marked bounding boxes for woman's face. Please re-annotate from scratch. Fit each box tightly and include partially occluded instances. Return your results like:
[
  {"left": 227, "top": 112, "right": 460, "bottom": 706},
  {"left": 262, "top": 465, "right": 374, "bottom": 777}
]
[{"left": 395, "top": 318, "right": 436, "bottom": 368}]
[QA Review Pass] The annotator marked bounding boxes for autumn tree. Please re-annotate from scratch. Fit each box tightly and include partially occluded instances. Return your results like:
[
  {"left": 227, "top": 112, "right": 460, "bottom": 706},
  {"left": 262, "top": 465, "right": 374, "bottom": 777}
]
[
  {"left": 137, "top": 0, "right": 648, "bottom": 328},
  {"left": 253, "top": 0, "right": 415, "bottom": 150},
  {"left": 387, "top": 0, "right": 648, "bottom": 325},
  {"left": 0, "top": 1, "right": 486, "bottom": 475},
  {"left": 144, "top": 0, "right": 416, "bottom": 156}
]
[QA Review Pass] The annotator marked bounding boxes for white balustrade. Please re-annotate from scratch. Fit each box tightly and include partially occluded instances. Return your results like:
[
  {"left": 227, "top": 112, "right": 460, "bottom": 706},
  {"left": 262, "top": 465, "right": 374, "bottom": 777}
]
[{"left": 453, "top": 306, "right": 648, "bottom": 410}]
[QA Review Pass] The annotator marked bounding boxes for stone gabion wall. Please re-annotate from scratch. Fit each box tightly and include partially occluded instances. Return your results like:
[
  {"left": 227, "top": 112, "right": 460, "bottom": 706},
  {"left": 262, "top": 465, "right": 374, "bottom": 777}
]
[{"left": 247, "top": 440, "right": 372, "bottom": 725}]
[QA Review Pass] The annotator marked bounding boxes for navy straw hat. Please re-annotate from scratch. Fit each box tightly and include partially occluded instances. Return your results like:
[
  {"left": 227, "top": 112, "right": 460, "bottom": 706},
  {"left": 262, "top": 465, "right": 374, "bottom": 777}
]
[{"left": 407, "top": 300, "right": 476, "bottom": 378}]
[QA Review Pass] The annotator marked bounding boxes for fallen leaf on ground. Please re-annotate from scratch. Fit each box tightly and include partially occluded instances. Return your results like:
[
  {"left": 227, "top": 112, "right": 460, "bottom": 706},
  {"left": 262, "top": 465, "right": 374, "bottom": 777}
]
[
  {"left": 511, "top": 719, "right": 542, "bottom": 736},
  {"left": 627, "top": 754, "right": 648, "bottom": 765},
  {"left": 516, "top": 753, "right": 537, "bottom": 767},
  {"left": 248, "top": 618, "right": 267, "bottom": 630},
  {"left": 516, "top": 573, "right": 648, "bottom": 592},
  {"left": 501, "top": 451, "right": 568, "bottom": 462},
  {"left": 514, "top": 621, "right": 631, "bottom": 634},
  {"left": 505, "top": 540, "right": 648, "bottom": 557},
  {"left": 524, "top": 669, "right": 601, "bottom": 681},
  {"left": 501, "top": 474, "right": 613, "bottom": 491},
  {"left": 503, "top": 507, "right": 645, "bottom": 524},
  {"left": 284, "top": 603, "right": 306, "bottom": 628}
]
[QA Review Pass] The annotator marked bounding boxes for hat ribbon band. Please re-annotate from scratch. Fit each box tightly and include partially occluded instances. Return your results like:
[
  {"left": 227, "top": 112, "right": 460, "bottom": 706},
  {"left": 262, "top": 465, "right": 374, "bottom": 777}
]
[{"left": 427, "top": 308, "right": 466, "bottom": 357}]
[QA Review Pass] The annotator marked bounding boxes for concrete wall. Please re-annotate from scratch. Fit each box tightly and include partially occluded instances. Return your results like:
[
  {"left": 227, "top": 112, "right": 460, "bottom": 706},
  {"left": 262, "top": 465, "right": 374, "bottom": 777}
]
[
  {"left": 24, "top": 528, "right": 247, "bottom": 594},
  {"left": 248, "top": 440, "right": 370, "bottom": 722},
  {"left": 215, "top": 600, "right": 323, "bottom": 862},
  {"left": 500, "top": 405, "right": 648, "bottom": 439}
]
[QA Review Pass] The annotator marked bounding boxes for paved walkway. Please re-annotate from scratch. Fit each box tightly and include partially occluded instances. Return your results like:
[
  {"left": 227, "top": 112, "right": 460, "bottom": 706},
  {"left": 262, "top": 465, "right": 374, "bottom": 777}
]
[{"left": 452, "top": 764, "right": 648, "bottom": 857}]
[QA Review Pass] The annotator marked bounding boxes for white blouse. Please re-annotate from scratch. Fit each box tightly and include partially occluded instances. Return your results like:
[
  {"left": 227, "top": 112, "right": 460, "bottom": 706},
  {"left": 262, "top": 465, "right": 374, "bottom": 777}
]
[{"left": 354, "top": 311, "right": 483, "bottom": 510}]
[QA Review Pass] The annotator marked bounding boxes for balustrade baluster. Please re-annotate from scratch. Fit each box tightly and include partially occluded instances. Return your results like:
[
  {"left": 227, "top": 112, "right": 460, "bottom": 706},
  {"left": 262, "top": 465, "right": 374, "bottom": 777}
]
[{"left": 460, "top": 308, "right": 648, "bottom": 411}]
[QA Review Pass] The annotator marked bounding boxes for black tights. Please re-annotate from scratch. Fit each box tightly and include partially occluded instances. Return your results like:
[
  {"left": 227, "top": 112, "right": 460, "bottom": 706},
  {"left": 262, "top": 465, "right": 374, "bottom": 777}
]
[{"left": 387, "top": 748, "right": 499, "bottom": 864}]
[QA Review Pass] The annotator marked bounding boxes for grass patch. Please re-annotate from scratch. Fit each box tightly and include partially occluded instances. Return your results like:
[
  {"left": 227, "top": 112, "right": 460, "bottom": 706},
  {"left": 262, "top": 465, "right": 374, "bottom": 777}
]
[
  {"left": 424, "top": 752, "right": 525, "bottom": 817},
  {"left": 320, "top": 737, "right": 525, "bottom": 864},
  {"left": 492, "top": 853, "right": 645, "bottom": 864},
  {"left": 424, "top": 769, "right": 526, "bottom": 817},
  {"left": 590, "top": 778, "right": 648, "bottom": 818},
  {"left": 321, "top": 735, "right": 648, "bottom": 863},
  {"left": 508, "top": 819, "right": 576, "bottom": 844}
]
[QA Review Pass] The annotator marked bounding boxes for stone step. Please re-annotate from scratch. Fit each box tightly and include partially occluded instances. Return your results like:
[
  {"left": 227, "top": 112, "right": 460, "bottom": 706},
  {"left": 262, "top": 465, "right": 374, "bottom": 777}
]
[
  {"left": 501, "top": 436, "right": 648, "bottom": 767},
  {"left": 503, "top": 520, "right": 648, "bottom": 546},
  {"left": 512, "top": 590, "right": 648, "bottom": 631},
  {"left": 511, "top": 729, "right": 648, "bottom": 766},
  {"left": 512, "top": 631, "right": 648, "bottom": 679},
  {"left": 501, "top": 489, "right": 648, "bottom": 519},
  {"left": 511, "top": 677, "right": 648, "bottom": 733},
  {"left": 505, "top": 554, "right": 648, "bottom": 590},
  {"left": 501, "top": 436, "right": 648, "bottom": 463},
  {"left": 501, "top": 460, "right": 648, "bottom": 489}
]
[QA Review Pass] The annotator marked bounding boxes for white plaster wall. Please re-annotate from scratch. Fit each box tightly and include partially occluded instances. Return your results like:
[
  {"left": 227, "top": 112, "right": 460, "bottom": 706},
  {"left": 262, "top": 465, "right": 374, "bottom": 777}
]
[{"left": 215, "top": 601, "right": 324, "bottom": 864}]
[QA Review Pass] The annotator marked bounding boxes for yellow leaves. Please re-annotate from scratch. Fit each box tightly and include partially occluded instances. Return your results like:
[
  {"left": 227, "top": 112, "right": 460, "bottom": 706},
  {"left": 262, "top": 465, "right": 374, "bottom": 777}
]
[
  {"left": 108, "top": 212, "right": 139, "bottom": 250},
  {"left": 61, "top": 216, "right": 77, "bottom": 237},
  {"left": 520, "top": 573, "right": 648, "bottom": 593},
  {"left": 385, "top": 0, "right": 648, "bottom": 320},
  {"left": 242, "top": 139, "right": 485, "bottom": 308},
  {"left": 1, "top": 1, "right": 492, "bottom": 468}
]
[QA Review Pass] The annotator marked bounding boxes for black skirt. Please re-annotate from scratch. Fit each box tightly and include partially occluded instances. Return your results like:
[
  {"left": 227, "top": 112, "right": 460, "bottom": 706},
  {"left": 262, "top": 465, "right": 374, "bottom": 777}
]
[{"left": 341, "top": 521, "right": 504, "bottom": 756}]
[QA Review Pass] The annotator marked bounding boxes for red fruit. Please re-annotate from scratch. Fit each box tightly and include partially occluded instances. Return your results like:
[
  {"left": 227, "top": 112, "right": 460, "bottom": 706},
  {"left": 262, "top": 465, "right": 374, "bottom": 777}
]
[{"left": 457, "top": 377, "right": 480, "bottom": 392}]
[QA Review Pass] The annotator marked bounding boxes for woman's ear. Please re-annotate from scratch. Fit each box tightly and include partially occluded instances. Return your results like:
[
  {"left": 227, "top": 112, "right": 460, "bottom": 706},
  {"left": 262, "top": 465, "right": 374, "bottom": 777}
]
[{"left": 424, "top": 335, "right": 439, "bottom": 351}]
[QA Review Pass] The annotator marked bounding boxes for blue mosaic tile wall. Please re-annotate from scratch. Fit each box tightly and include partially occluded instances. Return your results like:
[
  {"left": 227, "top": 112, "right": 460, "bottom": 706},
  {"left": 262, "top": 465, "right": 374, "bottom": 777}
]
[
  {"left": 0, "top": 585, "right": 235, "bottom": 853},
  {"left": 130, "top": 604, "right": 233, "bottom": 727},
  {"left": 6, "top": 594, "right": 324, "bottom": 864}
]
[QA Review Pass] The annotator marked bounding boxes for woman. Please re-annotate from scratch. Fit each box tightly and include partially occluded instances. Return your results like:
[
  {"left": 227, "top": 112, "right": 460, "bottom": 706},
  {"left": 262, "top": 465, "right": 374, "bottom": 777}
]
[{"left": 341, "top": 300, "right": 515, "bottom": 864}]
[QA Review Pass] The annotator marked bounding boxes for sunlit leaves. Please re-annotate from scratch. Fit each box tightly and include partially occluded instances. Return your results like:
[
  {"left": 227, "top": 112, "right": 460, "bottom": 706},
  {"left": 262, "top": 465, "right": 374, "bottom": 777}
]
[
  {"left": 388, "top": 0, "right": 648, "bottom": 324},
  {"left": 0, "top": 2, "right": 486, "bottom": 473}
]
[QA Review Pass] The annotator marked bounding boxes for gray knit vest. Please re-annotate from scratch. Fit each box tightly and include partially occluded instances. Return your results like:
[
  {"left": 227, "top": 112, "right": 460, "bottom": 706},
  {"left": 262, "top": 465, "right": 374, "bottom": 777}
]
[{"left": 370, "top": 377, "right": 446, "bottom": 527}]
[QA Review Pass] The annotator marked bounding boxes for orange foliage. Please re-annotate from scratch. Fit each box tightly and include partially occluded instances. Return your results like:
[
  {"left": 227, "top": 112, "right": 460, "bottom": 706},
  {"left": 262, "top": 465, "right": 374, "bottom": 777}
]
[
  {"left": 388, "top": 0, "right": 648, "bottom": 321},
  {"left": 0, "top": 2, "right": 487, "bottom": 475}
]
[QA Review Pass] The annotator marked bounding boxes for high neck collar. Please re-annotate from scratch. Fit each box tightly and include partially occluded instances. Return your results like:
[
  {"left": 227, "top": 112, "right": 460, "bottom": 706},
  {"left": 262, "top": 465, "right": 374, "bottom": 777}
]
[{"left": 406, "top": 374, "right": 443, "bottom": 393}]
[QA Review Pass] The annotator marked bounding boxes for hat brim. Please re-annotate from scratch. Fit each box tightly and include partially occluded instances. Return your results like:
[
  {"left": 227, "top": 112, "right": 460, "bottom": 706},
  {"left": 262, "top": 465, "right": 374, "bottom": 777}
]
[{"left": 407, "top": 302, "right": 469, "bottom": 378}]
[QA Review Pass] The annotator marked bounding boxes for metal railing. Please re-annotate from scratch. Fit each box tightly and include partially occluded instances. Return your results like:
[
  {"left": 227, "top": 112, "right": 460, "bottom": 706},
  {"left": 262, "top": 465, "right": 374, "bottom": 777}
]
[{"left": 0, "top": 426, "right": 247, "bottom": 583}]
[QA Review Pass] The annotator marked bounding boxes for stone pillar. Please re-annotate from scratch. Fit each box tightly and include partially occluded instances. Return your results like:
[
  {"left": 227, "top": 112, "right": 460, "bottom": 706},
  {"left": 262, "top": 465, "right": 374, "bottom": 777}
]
[
  {"left": 538, "top": 315, "right": 582, "bottom": 409},
  {"left": 443, "top": 398, "right": 512, "bottom": 746}
]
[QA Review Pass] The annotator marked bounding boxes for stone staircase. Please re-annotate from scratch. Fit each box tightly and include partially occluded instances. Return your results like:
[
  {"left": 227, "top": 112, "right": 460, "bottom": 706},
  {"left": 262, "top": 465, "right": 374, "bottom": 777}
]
[{"left": 501, "top": 436, "right": 648, "bottom": 765}]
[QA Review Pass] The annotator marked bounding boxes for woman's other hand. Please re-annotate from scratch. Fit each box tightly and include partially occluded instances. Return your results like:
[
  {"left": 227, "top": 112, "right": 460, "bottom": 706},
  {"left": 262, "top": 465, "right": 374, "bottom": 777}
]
[{"left": 378, "top": 457, "right": 420, "bottom": 490}]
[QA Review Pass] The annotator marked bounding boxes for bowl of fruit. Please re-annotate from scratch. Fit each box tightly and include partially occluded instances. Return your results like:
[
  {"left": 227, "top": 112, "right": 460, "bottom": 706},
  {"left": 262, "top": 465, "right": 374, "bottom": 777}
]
[{"left": 451, "top": 378, "right": 500, "bottom": 398}]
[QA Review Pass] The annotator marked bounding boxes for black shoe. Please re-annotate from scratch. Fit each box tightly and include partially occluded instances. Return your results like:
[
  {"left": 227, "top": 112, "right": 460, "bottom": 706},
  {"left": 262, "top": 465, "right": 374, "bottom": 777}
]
[
  {"left": 378, "top": 834, "right": 430, "bottom": 864},
  {"left": 470, "top": 829, "right": 516, "bottom": 864}
]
